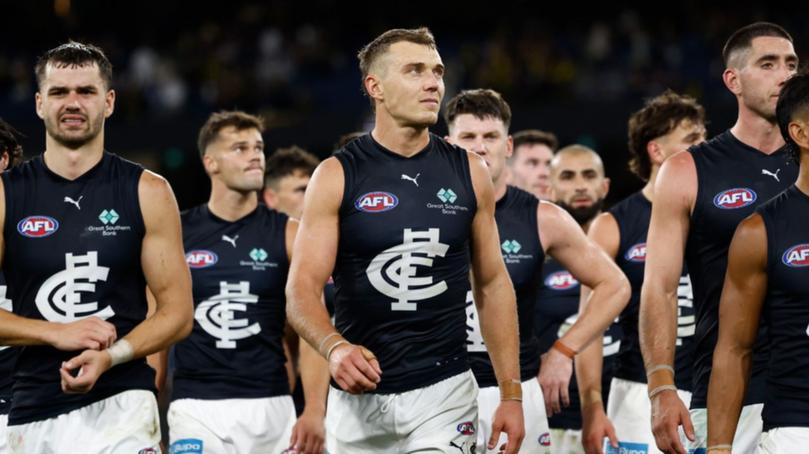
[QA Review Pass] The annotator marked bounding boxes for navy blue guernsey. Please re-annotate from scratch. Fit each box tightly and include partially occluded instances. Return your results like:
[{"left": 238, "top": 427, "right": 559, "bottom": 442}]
[
  {"left": 332, "top": 133, "right": 476, "bottom": 393},
  {"left": 535, "top": 257, "right": 622, "bottom": 429},
  {"left": 0, "top": 273, "right": 14, "bottom": 414},
  {"left": 758, "top": 186, "right": 809, "bottom": 430},
  {"left": 2, "top": 152, "right": 155, "bottom": 425},
  {"left": 687, "top": 131, "right": 797, "bottom": 408},
  {"left": 172, "top": 204, "right": 290, "bottom": 400},
  {"left": 465, "top": 186, "right": 544, "bottom": 387},
  {"left": 610, "top": 191, "right": 694, "bottom": 391}
]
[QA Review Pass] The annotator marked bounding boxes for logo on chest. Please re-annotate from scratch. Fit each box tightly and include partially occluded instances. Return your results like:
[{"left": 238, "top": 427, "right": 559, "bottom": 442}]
[
  {"left": 624, "top": 243, "right": 647, "bottom": 262},
  {"left": 17, "top": 216, "right": 59, "bottom": 238},
  {"left": 782, "top": 244, "right": 809, "bottom": 268},
  {"left": 86, "top": 208, "right": 133, "bottom": 236},
  {"left": 355, "top": 192, "right": 398, "bottom": 213},
  {"left": 186, "top": 250, "right": 219, "bottom": 269},
  {"left": 196, "top": 281, "right": 261, "bottom": 349},
  {"left": 35, "top": 251, "right": 114, "bottom": 322},
  {"left": 426, "top": 187, "right": 470, "bottom": 215},
  {"left": 544, "top": 271, "right": 578, "bottom": 290},
  {"left": 713, "top": 188, "right": 757, "bottom": 209}
]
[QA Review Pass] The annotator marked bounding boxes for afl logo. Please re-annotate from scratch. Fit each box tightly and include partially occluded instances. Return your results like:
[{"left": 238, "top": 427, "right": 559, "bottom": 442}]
[
  {"left": 545, "top": 271, "right": 579, "bottom": 290},
  {"left": 185, "top": 250, "right": 218, "bottom": 269},
  {"left": 456, "top": 421, "right": 476, "bottom": 435},
  {"left": 539, "top": 432, "right": 552, "bottom": 446},
  {"left": 782, "top": 244, "right": 809, "bottom": 268},
  {"left": 713, "top": 188, "right": 757, "bottom": 209},
  {"left": 625, "top": 243, "right": 647, "bottom": 263},
  {"left": 17, "top": 216, "right": 59, "bottom": 238},
  {"left": 355, "top": 191, "right": 398, "bottom": 213}
]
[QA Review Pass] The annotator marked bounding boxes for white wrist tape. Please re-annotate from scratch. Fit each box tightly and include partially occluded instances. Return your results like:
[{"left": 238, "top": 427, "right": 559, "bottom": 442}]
[{"left": 107, "top": 339, "right": 134, "bottom": 367}]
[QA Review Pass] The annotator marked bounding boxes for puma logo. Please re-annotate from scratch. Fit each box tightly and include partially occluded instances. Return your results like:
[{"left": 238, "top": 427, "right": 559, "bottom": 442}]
[
  {"left": 762, "top": 168, "right": 781, "bottom": 182},
  {"left": 221, "top": 234, "right": 239, "bottom": 248},
  {"left": 401, "top": 173, "right": 421, "bottom": 187},
  {"left": 64, "top": 196, "right": 83, "bottom": 210}
]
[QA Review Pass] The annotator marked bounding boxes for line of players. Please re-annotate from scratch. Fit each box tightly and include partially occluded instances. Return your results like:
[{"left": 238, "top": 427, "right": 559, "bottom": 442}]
[{"left": 0, "top": 18, "right": 806, "bottom": 454}]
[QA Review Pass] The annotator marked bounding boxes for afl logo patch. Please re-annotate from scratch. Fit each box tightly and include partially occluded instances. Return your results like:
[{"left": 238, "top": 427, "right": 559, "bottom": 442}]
[
  {"left": 355, "top": 191, "right": 398, "bottom": 213},
  {"left": 539, "top": 432, "right": 552, "bottom": 446},
  {"left": 185, "top": 250, "right": 218, "bottom": 268},
  {"left": 456, "top": 421, "right": 476, "bottom": 435},
  {"left": 782, "top": 244, "right": 809, "bottom": 268},
  {"left": 17, "top": 216, "right": 59, "bottom": 238},
  {"left": 545, "top": 271, "right": 579, "bottom": 290},
  {"left": 625, "top": 243, "right": 647, "bottom": 262},
  {"left": 713, "top": 188, "right": 757, "bottom": 209}
]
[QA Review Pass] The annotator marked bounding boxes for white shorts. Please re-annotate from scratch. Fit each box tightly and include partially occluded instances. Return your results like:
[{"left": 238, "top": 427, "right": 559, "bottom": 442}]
[
  {"left": 606, "top": 377, "right": 692, "bottom": 453},
  {"left": 758, "top": 427, "right": 809, "bottom": 453},
  {"left": 477, "top": 378, "right": 551, "bottom": 453},
  {"left": 549, "top": 428, "right": 583, "bottom": 454},
  {"left": 326, "top": 371, "right": 478, "bottom": 453},
  {"left": 168, "top": 395, "right": 295, "bottom": 454},
  {"left": 0, "top": 414, "right": 7, "bottom": 454},
  {"left": 7, "top": 390, "right": 160, "bottom": 454},
  {"left": 688, "top": 403, "right": 763, "bottom": 453}
]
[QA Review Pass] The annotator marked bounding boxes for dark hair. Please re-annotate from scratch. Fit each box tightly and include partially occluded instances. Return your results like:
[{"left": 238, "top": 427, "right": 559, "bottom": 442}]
[
  {"left": 722, "top": 22, "right": 793, "bottom": 67},
  {"left": 444, "top": 89, "right": 512, "bottom": 130},
  {"left": 627, "top": 90, "right": 706, "bottom": 181},
  {"left": 334, "top": 131, "right": 365, "bottom": 150},
  {"left": 265, "top": 146, "right": 320, "bottom": 188},
  {"left": 35, "top": 41, "right": 113, "bottom": 89},
  {"left": 197, "top": 111, "right": 265, "bottom": 157},
  {"left": 512, "top": 129, "right": 559, "bottom": 154},
  {"left": 776, "top": 71, "right": 809, "bottom": 163},
  {"left": 357, "top": 27, "right": 436, "bottom": 97},
  {"left": 0, "top": 118, "right": 24, "bottom": 169}
]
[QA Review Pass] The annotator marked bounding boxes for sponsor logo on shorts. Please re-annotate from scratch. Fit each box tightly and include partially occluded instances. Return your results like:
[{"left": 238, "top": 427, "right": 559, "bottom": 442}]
[
  {"left": 17, "top": 215, "right": 59, "bottom": 238},
  {"left": 186, "top": 250, "right": 218, "bottom": 268},
  {"left": 782, "top": 244, "right": 809, "bottom": 267},
  {"left": 355, "top": 191, "right": 398, "bottom": 212},
  {"left": 539, "top": 432, "right": 552, "bottom": 446},
  {"left": 456, "top": 421, "right": 476, "bottom": 435},
  {"left": 170, "top": 438, "right": 203, "bottom": 454},
  {"left": 544, "top": 271, "right": 579, "bottom": 290},
  {"left": 138, "top": 449, "right": 158, "bottom": 454},
  {"left": 712, "top": 188, "right": 757, "bottom": 209},
  {"left": 688, "top": 449, "right": 706, "bottom": 454},
  {"left": 624, "top": 243, "right": 646, "bottom": 262},
  {"left": 449, "top": 440, "right": 476, "bottom": 453},
  {"left": 605, "top": 441, "right": 649, "bottom": 454}
]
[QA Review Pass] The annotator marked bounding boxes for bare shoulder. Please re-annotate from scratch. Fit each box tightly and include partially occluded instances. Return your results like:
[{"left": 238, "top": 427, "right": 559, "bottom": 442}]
[
  {"left": 537, "top": 200, "right": 570, "bottom": 223},
  {"left": 656, "top": 150, "right": 697, "bottom": 203},
  {"left": 138, "top": 169, "right": 174, "bottom": 200},
  {"left": 137, "top": 170, "right": 179, "bottom": 223},
  {"left": 734, "top": 212, "right": 766, "bottom": 244},
  {"left": 304, "top": 157, "right": 344, "bottom": 211}
]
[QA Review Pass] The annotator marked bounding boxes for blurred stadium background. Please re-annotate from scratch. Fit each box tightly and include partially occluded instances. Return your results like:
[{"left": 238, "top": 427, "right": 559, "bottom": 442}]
[{"left": 2, "top": 0, "right": 807, "bottom": 208}]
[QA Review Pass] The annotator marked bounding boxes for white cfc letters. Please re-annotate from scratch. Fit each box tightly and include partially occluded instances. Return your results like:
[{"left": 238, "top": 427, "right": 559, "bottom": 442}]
[
  {"left": 35, "top": 251, "right": 114, "bottom": 322},
  {"left": 366, "top": 228, "right": 449, "bottom": 311},
  {"left": 676, "top": 274, "right": 695, "bottom": 346},
  {"left": 196, "top": 281, "right": 261, "bottom": 349}
]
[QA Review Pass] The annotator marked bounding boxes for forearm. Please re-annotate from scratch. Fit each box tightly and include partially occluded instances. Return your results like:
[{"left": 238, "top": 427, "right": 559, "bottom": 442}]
[
  {"left": 639, "top": 285, "right": 678, "bottom": 385},
  {"left": 707, "top": 346, "right": 751, "bottom": 446},
  {"left": 0, "top": 310, "right": 56, "bottom": 346},
  {"left": 122, "top": 301, "right": 192, "bottom": 359},
  {"left": 300, "top": 337, "right": 330, "bottom": 416},
  {"left": 560, "top": 278, "right": 628, "bottom": 352},
  {"left": 475, "top": 273, "right": 520, "bottom": 383},
  {"left": 286, "top": 281, "right": 339, "bottom": 357},
  {"left": 576, "top": 335, "right": 605, "bottom": 411}
]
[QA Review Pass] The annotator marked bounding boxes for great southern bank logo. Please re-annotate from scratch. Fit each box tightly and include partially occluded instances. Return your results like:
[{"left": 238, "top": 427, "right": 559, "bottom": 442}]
[
  {"left": 355, "top": 191, "right": 398, "bottom": 213},
  {"left": 713, "top": 188, "right": 757, "bottom": 209},
  {"left": 17, "top": 216, "right": 59, "bottom": 238},
  {"left": 436, "top": 188, "right": 458, "bottom": 203},
  {"left": 782, "top": 244, "right": 809, "bottom": 268},
  {"left": 501, "top": 240, "right": 521, "bottom": 254}
]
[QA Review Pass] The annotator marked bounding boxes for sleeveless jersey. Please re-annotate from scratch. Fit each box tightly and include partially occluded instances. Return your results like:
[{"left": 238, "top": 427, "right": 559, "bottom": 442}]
[
  {"left": 535, "top": 257, "right": 622, "bottom": 429},
  {"left": 610, "top": 191, "right": 694, "bottom": 391},
  {"left": 2, "top": 152, "right": 155, "bottom": 425},
  {"left": 332, "top": 133, "right": 476, "bottom": 393},
  {"left": 465, "top": 186, "right": 544, "bottom": 387},
  {"left": 687, "top": 130, "right": 797, "bottom": 407},
  {"left": 0, "top": 273, "right": 14, "bottom": 414},
  {"left": 758, "top": 185, "right": 809, "bottom": 430},
  {"left": 172, "top": 204, "right": 290, "bottom": 400}
]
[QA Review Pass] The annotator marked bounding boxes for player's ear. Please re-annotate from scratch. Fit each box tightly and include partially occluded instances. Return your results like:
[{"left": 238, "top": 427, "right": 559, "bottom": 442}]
[
  {"left": 202, "top": 152, "right": 218, "bottom": 175},
  {"left": 506, "top": 135, "right": 513, "bottom": 159},
  {"left": 646, "top": 140, "right": 664, "bottom": 166},
  {"left": 723, "top": 67, "right": 742, "bottom": 96},
  {"left": 788, "top": 119, "right": 809, "bottom": 150}
]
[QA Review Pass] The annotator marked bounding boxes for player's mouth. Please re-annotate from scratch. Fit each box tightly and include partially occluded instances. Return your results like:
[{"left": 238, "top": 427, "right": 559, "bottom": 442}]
[
  {"left": 420, "top": 99, "right": 439, "bottom": 107},
  {"left": 571, "top": 197, "right": 592, "bottom": 207},
  {"left": 60, "top": 114, "right": 86, "bottom": 126}
]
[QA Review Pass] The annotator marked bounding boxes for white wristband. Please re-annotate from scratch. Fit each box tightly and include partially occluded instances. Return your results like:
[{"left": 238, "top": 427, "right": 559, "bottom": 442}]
[{"left": 107, "top": 339, "right": 134, "bottom": 367}]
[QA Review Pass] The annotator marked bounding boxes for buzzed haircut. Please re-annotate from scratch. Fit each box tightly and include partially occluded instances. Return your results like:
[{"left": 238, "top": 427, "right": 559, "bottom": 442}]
[
  {"left": 512, "top": 129, "right": 559, "bottom": 153},
  {"left": 444, "top": 89, "right": 512, "bottom": 131},
  {"left": 776, "top": 71, "right": 809, "bottom": 163},
  {"left": 357, "top": 27, "right": 436, "bottom": 97},
  {"left": 627, "top": 90, "right": 706, "bottom": 181},
  {"left": 0, "top": 118, "right": 24, "bottom": 168},
  {"left": 35, "top": 41, "right": 113, "bottom": 89},
  {"left": 265, "top": 146, "right": 320, "bottom": 189},
  {"left": 197, "top": 111, "right": 265, "bottom": 158},
  {"left": 552, "top": 144, "right": 604, "bottom": 175},
  {"left": 722, "top": 22, "right": 793, "bottom": 68}
]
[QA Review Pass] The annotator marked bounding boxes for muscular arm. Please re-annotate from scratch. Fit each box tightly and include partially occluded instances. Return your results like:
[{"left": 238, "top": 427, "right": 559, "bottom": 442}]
[
  {"left": 639, "top": 152, "right": 697, "bottom": 453},
  {"left": 707, "top": 214, "right": 767, "bottom": 447},
  {"left": 285, "top": 157, "right": 380, "bottom": 394}
]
